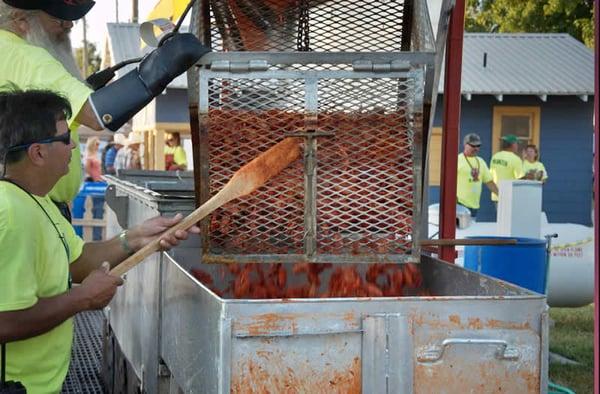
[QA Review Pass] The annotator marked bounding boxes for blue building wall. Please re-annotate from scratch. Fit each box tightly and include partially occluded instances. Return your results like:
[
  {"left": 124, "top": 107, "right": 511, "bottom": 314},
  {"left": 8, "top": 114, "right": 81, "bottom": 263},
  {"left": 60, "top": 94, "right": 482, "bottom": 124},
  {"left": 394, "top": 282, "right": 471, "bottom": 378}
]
[
  {"left": 156, "top": 89, "right": 190, "bottom": 123},
  {"left": 430, "top": 95, "right": 594, "bottom": 225}
]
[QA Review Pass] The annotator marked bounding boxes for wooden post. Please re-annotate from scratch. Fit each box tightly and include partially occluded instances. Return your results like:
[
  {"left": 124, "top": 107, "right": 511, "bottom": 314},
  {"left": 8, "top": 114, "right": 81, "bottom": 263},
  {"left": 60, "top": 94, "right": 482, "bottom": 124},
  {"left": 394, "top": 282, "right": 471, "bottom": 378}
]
[{"left": 154, "top": 129, "right": 166, "bottom": 170}]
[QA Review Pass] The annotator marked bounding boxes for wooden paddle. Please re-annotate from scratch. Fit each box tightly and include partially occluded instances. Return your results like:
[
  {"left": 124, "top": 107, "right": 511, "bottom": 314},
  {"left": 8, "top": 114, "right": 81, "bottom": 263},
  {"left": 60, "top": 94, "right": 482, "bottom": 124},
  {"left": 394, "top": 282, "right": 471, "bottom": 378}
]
[{"left": 110, "top": 137, "right": 302, "bottom": 277}]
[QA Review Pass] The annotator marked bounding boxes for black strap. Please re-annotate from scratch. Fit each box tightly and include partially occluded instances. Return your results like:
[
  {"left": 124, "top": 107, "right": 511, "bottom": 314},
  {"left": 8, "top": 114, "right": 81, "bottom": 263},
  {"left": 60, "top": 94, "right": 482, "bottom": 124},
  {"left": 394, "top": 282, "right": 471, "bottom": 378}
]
[{"left": 1, "top": 343, "right": 5, "bottom": 386}]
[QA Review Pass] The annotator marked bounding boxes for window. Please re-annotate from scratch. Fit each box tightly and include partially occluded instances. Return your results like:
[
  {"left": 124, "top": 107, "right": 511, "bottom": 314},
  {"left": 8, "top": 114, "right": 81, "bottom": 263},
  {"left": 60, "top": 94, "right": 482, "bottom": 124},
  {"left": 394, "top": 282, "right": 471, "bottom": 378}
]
[
  {"left": 492, "top": 106, "right": 540, "bottom": 154},
  {"left": 428, "top": 127, "right": 442, "bottom": 186}
]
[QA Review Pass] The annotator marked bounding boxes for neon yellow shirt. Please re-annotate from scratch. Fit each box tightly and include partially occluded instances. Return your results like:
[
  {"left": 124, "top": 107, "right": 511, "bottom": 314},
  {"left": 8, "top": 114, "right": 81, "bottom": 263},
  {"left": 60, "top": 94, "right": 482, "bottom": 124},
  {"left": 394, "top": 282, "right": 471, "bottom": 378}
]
[
  {"left": 0, "top": 182, "right": 84, "bottom": 394},
  {"left": 0, "top": 29, "right": 93, "bottom": 203},
  {"left": 489, "top": 150, "right": 525, "bottom": 201},
  {"left": 523, "top": 160, "right": 548, "bottom": 181},
  {"left": 164, "top": 145, "right": 188, "bottom": 167},
  {"left": 456, "top": 153, "right": 493, "bottom": 209}
]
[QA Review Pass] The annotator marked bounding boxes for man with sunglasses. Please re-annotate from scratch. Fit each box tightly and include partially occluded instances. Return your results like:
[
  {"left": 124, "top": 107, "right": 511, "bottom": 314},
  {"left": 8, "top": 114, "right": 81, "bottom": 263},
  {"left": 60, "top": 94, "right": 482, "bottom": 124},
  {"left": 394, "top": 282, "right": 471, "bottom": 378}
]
[
  {"left": 0, "top": 88, "right": 200, "bottom": 393},
  {"left": 457, "top": 133, "right": 498, "bottom": 219},
  {"left": 0, "top": 0, "right": 210, "bottom": 221}
]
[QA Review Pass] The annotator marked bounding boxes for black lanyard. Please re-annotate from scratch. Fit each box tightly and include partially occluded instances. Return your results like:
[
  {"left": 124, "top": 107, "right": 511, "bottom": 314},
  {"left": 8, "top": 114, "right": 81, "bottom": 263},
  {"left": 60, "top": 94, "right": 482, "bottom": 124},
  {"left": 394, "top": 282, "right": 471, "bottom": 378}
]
[{"left": 0, "top": 178, "right": 72, "bottom": 289}]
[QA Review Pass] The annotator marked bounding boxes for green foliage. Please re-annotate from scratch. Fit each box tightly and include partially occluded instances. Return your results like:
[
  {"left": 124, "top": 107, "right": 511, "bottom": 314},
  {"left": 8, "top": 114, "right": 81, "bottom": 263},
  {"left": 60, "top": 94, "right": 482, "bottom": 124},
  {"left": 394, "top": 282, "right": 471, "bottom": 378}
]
[
  {"left": 75, "top": 42, "right": 102, "bottom": 78},
  {"left": 465, "top": 0, "right": 595, "bottom": 47},
  {"left": 549, "top": 305, "right": 594, "bottom": 394}
]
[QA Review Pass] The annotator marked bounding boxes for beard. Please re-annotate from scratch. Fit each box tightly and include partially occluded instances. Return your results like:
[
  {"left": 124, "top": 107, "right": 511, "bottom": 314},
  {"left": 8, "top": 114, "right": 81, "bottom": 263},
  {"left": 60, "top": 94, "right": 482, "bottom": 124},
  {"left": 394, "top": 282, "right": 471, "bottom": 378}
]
[{"left": 25, "top": 19, "right": 83, "bottom": 80}]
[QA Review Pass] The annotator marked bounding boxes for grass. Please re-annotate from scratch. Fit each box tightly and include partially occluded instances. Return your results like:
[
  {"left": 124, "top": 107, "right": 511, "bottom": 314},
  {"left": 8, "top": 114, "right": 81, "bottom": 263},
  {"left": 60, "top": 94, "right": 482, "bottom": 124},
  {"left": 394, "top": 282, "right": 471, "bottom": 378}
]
[{"left": 549, "top": 304, "right": 595, "bottom": 394}]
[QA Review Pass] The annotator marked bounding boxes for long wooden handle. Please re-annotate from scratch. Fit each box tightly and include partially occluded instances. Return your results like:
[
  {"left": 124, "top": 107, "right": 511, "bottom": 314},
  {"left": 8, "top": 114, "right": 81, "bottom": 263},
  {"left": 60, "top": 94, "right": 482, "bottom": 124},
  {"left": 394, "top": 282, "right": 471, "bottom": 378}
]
[
  {"left": 110, "top": 137, "right": 301, "bottom": 277},
  {"left": 420, "top": 238, "right": 518, "bottom": 246},
  {"left": 110, "top": 194, "right": 225, "bottom": 276}
]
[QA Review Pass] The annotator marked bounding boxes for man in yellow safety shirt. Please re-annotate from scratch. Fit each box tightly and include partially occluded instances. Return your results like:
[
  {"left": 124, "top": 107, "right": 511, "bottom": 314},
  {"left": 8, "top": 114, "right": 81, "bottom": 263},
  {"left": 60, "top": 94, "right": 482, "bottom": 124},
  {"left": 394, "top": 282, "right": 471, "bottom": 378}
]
[
  {"left": 0, "top": 0, "right": 210, "bottom": 220},
  {"left": 490, "top": 134, "right": 525, "bottom": 204},
  {"left": 0, "top": 88, "right": 200, "bottom": 394},
  {"left": 457, "top": 133, "right": 498, "bottom": 219}
]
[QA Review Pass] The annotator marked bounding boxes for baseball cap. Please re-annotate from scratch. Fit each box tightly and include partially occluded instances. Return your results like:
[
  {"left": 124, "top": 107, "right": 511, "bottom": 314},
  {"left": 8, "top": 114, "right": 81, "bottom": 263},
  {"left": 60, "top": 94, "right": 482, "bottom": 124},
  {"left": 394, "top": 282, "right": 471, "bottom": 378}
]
[
  {"left": 3, "top": 0, "right": 95, "bottom": 21},
  {"left": 501, "top": 134, "right": 519, "bottom": 144},
  {"left": 463, "top": 133, "right": 481, "bottom": 147}
]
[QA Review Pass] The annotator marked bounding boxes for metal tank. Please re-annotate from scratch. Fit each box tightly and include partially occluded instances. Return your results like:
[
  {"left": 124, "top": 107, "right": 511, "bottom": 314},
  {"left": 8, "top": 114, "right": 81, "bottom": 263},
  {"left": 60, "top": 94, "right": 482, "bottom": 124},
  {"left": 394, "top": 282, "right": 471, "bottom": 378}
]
[{"left": 102, "top": 0, "right": 549, "bottom": 392}]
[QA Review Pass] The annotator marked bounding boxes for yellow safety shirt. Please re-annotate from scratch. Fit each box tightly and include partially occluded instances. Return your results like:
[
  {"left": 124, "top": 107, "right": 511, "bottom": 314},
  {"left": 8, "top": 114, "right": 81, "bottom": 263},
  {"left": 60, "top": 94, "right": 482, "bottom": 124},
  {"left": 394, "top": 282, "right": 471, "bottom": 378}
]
[
  {"left": 0, "top": 29, "right": 93, "bottom": 203},
  {"left": 523, "top": 160, "right": 548, "bottom": 181},
  {"left": 0, "top": 181, "right": 84, "bottom": 394},
  {"left": 164, "top": 145, "right": 188, "bottom": 167},
  {"left": 489, "top": 150, "right": 525, "bottom": 201},
  {"left": 456, "top": 153, "right": 493, "bottom": 209}
]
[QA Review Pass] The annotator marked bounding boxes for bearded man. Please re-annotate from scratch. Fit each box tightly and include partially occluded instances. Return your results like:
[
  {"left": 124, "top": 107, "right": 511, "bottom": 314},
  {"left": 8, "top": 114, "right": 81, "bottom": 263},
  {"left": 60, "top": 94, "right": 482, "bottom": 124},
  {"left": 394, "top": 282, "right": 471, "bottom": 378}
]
[{"left": 0, "top": 0, "right": 209, "bottom": 220}]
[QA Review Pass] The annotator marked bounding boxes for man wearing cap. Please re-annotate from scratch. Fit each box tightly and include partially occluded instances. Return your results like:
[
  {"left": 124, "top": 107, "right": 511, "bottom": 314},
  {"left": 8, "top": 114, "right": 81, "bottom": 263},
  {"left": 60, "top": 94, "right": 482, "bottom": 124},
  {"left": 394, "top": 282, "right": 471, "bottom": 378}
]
[
  {"left": 489, "top": 134, "right": 525, "bottom": 204},
  {"left": 0, "top": 0, "right": 209, "bottom": 220},
  {"left": 457, "top": 133, "right": 498, "bottom": 219}
]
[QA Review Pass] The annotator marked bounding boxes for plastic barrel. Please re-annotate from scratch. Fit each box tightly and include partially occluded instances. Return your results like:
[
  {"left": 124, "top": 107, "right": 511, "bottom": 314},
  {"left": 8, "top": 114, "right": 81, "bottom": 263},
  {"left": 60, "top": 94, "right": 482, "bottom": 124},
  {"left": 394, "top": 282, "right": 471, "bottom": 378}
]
[
  {"left": 464, "top": 236, "right": 547, "bottom": 294},
  {"left": 72, "top": 181, "right": 108, "bottom": 240}
]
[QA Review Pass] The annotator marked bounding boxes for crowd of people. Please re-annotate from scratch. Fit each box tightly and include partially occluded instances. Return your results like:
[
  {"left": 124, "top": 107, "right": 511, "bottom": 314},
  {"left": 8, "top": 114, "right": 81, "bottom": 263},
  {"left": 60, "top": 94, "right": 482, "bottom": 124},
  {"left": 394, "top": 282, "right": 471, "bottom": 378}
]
[
  {"left": 457, "top": 132, "right": 549, "bottom": 219},
  {"left": 82, "top": 131, "right": 188, "bottom": 181}
]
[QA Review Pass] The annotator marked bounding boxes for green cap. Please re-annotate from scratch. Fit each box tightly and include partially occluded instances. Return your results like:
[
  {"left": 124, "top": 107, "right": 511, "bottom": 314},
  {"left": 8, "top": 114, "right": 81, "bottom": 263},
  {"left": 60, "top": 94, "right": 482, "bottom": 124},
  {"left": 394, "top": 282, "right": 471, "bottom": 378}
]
[{"left": 501, "top": 134, "right": 519, "bottom": 144}]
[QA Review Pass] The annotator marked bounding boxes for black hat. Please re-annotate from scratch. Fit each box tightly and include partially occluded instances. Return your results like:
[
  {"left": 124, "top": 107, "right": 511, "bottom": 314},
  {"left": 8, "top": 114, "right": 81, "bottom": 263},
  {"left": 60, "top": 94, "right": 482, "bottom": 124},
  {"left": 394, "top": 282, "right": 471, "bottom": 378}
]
[{"left": 3, "top": 0, "right": 95, "bottom": 21}]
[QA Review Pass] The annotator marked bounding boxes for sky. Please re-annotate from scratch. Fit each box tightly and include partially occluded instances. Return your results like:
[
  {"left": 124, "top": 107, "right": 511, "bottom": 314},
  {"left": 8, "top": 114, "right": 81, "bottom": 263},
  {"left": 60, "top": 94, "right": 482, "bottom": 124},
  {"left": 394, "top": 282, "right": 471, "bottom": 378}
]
[{"left": 71, "top": 0, "right": 155, "bottom": 49}]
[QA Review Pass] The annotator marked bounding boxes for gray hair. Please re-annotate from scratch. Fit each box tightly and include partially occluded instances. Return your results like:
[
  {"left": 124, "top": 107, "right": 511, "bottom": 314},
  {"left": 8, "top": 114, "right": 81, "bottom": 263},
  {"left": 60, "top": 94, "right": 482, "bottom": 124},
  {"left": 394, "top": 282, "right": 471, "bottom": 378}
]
[{"left": 0, "top": 3, "right": 37, "bottom": 31}]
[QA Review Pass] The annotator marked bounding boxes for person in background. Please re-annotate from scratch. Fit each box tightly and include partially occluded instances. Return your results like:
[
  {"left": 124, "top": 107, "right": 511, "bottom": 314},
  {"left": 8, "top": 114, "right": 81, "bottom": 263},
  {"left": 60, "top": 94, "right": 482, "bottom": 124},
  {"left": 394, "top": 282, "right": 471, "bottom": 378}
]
[
  {"left": 522, "top": 144, "right": 548, "bottom": 183},
  {"left": 489, "top": 134, "right": 525, "bottom": 204},
  {"left": 457, "top": 133, "right": 498, "bottom": 219},
  {"left": 0, "top": 88, "right": 200, "bottom": 393},
  {"left": 102, "top": 133, "right": 125, "bottom": 175},
  {"left": 84, "top": 136, "right": 101, "bottom": 182},
  {"left": 164, "top": 132, "right": 187, "bottom": 171},
  {"left": 124, "top": 132, "right": 142, "bottom": 170}
]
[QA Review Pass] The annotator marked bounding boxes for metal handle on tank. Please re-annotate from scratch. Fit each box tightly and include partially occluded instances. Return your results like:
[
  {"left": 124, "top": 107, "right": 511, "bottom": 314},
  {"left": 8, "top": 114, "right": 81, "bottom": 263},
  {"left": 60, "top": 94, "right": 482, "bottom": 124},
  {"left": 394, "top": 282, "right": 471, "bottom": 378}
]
[{"left": 417, "top": 338, "right": 520, "bottom": 362}]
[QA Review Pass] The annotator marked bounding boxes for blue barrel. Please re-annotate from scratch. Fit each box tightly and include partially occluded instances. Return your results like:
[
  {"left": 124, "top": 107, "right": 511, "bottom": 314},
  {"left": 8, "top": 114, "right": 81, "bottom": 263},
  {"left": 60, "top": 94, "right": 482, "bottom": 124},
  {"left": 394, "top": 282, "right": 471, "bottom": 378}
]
[
  {"left": 72, "top": 181, "right": 108, "bottom": 240},
  {"left": 464, "top": 236, "right": 547, "bottom": 294}
]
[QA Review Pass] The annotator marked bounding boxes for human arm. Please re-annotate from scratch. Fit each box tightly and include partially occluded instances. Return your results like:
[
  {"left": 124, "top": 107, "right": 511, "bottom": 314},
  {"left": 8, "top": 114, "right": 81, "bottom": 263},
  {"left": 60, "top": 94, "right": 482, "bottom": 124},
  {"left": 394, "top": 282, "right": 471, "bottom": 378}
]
[
  {"left": 75, "top": 101, "right": 103, "bottom": 130},
  {"left": 0, "top": 265, "right": 122, "bottom": 343},
  {"left": 70, "top": 213, "right": 200, "bottom": 282},
  {"left": 485, "top": 181, "right": 499, "bottom": 195}
]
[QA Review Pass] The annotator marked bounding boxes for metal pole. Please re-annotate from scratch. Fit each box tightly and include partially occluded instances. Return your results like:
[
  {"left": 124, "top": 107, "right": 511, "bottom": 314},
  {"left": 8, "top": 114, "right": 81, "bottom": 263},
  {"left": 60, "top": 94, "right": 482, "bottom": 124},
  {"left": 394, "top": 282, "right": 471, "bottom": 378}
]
[
  {"left": 593, "top": 1, "right": 599, "bottom": 392},
  {"left": 131, "top": 0, "right": 138, "bottom": 23},
  {"left": 82, "top": 16, "right": 89, "bottom": 77},
  {"left": 438, "top": 0, "right": 466, "bottom": 263},
  {"left": 115, "top": 0, "right": 119, "bottom": 22}
]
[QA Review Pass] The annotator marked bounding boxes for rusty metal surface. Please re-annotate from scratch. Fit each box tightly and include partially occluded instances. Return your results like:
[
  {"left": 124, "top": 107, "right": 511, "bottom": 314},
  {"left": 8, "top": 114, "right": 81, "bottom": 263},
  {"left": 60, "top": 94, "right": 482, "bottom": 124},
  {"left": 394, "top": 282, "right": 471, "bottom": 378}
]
[{"left": 159, "top": 249, "right": 547, "bottom": 393}]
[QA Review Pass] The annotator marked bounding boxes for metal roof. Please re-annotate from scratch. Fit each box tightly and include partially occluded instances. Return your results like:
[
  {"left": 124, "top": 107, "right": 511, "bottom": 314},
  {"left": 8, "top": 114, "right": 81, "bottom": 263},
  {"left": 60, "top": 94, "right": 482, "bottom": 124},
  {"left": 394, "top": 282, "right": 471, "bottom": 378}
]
[
  {"left": 439, "top": 33, "right": 594, "bottom": 96},
  {"left": 103, "top": 25, "right": 594, "bottom": 96},
  {"left": 103, "top": 23, "right": 187, "bottom": 89}
]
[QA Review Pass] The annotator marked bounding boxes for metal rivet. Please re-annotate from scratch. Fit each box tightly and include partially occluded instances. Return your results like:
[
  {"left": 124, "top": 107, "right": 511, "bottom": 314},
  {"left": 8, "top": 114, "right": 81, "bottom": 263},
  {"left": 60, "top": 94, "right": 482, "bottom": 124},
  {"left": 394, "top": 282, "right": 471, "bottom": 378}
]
[{"left": 102, "top": 114, "right": 113, "bottom": 124}]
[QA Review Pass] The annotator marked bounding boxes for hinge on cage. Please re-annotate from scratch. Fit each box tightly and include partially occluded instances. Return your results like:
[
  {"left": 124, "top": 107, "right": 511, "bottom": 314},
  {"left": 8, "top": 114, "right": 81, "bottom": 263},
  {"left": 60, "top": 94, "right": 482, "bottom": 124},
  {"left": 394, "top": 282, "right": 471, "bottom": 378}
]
[
  {"left": 210, "top": 60, "right": 270, "bottom": 72},
  {"left": 352, "top": 60, "right": 411, "bottom": 73}
]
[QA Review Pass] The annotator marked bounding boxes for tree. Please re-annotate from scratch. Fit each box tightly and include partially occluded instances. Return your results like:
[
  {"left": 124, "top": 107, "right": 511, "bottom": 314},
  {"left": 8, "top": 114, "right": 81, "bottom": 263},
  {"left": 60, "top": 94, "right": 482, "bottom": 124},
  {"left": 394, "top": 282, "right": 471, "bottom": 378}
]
[
  {"left": 465, "top": 0, "right": 595, "bottom": 48},
  {"left": 75, "top": 42, "right": 102, "bottom": 78}
]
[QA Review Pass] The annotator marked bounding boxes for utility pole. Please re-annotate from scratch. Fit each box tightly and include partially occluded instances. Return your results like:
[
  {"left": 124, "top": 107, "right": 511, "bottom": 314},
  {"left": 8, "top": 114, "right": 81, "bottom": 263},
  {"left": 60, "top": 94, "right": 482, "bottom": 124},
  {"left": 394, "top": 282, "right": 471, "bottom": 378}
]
[
  {"left": 115, "top": 0, "right": 119, "bottom": 22},
  {"left": 82, "top": 16, "right": 89, "bottom": 77},
  {"left": 131, "top": 0, "right": 138, "bottom": 23}
]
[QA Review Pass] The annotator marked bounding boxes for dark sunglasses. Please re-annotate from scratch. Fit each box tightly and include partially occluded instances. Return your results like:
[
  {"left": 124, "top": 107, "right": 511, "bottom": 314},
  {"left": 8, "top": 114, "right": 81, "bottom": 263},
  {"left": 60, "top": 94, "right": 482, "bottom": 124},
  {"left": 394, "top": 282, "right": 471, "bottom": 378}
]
[
  {"left": 467, "top": 143, "right": 481, "bottom": 148},
  {"left": 7, "top": 131, "right": 71, "bottom": 152}
]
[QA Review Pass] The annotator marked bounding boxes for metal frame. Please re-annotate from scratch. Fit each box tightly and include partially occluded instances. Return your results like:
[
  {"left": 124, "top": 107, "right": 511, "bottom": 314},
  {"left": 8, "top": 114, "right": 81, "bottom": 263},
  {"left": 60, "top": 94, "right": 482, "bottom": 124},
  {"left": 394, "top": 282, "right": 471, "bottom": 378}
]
[
  {"left": 197, "top": 67, "right": 426, "bottom": 264},
  {"left": 439, "top": 0, "right": 466, "bottom": 263}
]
